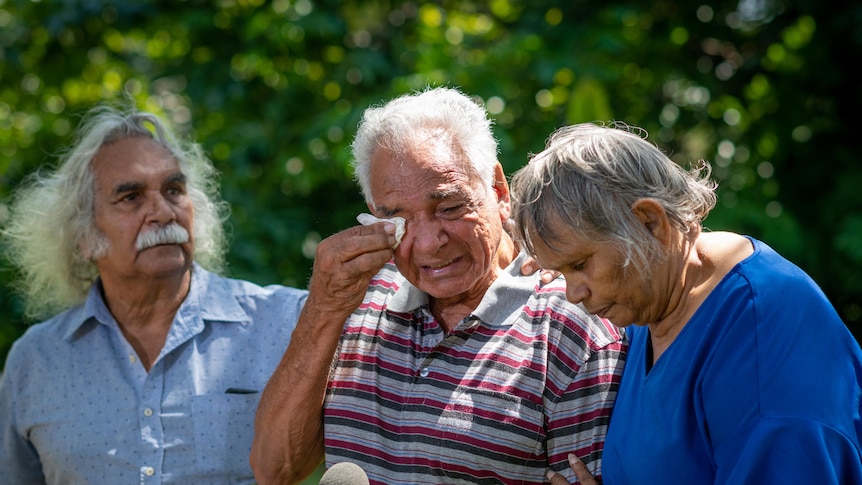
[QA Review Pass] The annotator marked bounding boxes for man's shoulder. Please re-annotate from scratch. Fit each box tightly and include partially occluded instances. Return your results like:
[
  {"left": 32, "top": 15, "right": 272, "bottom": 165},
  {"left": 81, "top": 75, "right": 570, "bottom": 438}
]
[
  {"left": 4, "top": 305, "right": 86, "bottom": 368},
  {"left": 526, "top": 277, "right": 575, "bottom": 311},
  {"left": 195, "top": 266, "right": 309, "bottom": 301},
  {"left": 188, "top": 267, "right": 308, "bottom": 328},
  {"left": 528, "top": 280, "right": 623, "bottom": 349}
]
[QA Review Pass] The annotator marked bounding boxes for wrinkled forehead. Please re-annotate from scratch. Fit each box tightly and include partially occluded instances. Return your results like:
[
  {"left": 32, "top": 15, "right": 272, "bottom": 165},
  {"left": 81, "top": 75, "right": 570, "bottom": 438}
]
[
  {"left": 91, "top": 137, "right": 181, "bottom": 188},
  {"left": 368, "top": 140, "right": 485, "bottom": 205}
]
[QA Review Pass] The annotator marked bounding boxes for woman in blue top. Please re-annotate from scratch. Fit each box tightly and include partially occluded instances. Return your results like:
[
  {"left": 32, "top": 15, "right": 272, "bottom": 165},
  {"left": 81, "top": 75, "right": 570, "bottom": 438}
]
[{"left": 509, "top": 122, "right": 862, "bottom": 484}]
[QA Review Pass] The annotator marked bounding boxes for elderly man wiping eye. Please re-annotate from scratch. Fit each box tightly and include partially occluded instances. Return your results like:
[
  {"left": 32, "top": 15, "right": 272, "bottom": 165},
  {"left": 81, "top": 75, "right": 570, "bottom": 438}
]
[{"left": 357, "top": 213, "right": 406, "bottom": 248}]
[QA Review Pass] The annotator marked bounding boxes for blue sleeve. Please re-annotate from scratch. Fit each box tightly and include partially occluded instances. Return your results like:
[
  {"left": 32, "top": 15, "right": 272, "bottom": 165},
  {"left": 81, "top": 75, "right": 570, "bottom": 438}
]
[
  {"left": 0, "top": 347, "right": 47, "bottom": 484},
  {"left": 715, "top": 416, "right": 862, "bottom": 484},
  {"left": 703, "top": 242, "right": 862, "bottom": 483}
]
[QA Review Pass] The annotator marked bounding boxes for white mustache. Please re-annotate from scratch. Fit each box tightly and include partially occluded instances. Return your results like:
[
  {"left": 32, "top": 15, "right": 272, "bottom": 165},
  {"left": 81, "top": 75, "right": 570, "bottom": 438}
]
[{"left": 136, "top": 223, "right": 190, "bottom": 251}]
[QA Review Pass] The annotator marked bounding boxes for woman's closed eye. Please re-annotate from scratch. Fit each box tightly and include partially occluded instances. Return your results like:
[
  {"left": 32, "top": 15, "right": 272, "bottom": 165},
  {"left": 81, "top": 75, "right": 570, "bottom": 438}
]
[{"left": 568, "top": 260, "right": 587, "bottom": 272}]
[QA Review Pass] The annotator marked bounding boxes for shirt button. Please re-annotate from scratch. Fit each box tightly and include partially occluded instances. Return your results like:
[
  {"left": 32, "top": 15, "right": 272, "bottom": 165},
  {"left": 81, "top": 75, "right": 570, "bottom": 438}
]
[
  {"left": 129, "top": 354, "right": 137, "bottom": 363},
  {"left": 144, "top": 466, "right": 155, "bottom": 476},
  {"left": 419, "top": 367, "right": 429, "bottom": 378},
  {"left": 143, "top": 408, "right": 153, "bottom": 417}
]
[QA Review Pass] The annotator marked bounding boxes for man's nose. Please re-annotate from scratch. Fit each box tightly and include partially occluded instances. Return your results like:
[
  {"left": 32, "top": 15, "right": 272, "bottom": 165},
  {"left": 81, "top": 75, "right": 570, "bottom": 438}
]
[
  {"left": 146, "top": 193, "right": 175, "bottom": 223},
  {"left": 401, "top": 218, "right": 447, "bottom": 254}
]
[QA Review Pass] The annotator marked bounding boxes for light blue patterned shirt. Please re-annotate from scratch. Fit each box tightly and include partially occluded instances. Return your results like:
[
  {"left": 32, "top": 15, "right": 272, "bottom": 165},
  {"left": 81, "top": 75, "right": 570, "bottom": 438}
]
[{"left": 0, "top": 264, "right": 307, "bottom": 484}]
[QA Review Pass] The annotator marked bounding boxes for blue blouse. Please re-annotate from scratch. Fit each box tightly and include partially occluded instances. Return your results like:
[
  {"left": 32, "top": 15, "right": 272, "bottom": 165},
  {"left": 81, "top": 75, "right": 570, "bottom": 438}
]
[{"left": 602, "top": 238, "right": 862, "bottom": 484}]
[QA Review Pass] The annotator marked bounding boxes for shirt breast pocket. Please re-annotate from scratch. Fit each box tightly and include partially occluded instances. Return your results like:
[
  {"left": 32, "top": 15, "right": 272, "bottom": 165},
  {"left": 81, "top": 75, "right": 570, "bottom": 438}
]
[
  {"left": 191, "top": 392, "right": 260, "bottom": 479},
  {"left": 435, "top": 387, "right": 546, "bottom": 466}
]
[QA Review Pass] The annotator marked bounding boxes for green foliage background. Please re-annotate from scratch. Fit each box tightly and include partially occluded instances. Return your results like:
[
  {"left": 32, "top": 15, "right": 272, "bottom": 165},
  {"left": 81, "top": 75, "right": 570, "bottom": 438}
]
[
  {"left": 2, "top": 0, "right": 861, "bottom": 371},
  {"left": 2, "top": 1, "right": 860, "bottom": 481}
]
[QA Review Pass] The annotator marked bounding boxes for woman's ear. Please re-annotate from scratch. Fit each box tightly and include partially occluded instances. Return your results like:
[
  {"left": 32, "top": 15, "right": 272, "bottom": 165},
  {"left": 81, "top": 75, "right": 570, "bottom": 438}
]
[{"left": 631, "top": 198, "right": 672, "bottom": 245}]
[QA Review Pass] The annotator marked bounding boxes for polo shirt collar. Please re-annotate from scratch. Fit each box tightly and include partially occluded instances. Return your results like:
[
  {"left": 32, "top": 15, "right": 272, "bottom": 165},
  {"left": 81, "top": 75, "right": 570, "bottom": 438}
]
[{"left": 386, "top": 252, "right": 539, "bottom": 327}]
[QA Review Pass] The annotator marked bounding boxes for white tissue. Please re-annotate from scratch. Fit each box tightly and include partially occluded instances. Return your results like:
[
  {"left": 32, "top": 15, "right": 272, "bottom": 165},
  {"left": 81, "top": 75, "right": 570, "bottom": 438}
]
[{"left": 357, "top": 213, "right": 406, "bottom": 249}]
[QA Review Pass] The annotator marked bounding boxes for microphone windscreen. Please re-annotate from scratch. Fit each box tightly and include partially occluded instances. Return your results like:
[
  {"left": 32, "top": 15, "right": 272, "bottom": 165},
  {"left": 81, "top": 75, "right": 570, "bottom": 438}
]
[{"left": 318, "top": 462, "right": 370, "bottom": 485}]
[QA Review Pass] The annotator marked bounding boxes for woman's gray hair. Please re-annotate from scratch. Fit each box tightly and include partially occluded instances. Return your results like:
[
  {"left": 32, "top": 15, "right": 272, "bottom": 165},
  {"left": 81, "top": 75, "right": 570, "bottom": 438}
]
[
  {"left": 351, "top": 86, "right": 499, "bottom": 206},
  {"left": 510, "top": 122, "right": 717, "bottom": 277},
  {"left": 1, "top": 103, "right": 229, "bottom": 320}
]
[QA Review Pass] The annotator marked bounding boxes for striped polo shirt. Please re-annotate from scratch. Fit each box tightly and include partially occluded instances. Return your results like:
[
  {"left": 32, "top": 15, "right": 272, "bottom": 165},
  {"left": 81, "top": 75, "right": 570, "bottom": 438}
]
[{"left": 323, "top": 254, "right": 626, "bottom": 484}]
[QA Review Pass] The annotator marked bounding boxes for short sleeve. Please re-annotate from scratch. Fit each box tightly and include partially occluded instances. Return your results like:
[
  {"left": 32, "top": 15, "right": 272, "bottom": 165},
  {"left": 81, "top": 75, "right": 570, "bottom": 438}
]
[
  {"left": 715, "top": 415, "right": 862, "bottom": 484},
  {"left": 0, "top": 349, "right": 47, "bottom": 484}
]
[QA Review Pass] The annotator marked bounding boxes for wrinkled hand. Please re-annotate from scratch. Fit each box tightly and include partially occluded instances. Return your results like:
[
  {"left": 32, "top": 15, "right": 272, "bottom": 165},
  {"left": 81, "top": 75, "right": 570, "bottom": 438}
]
[
  {"left": 520, "top": 257, "right": 560, "bottom": 285},
  {"left": 306, "top": 222, "right": 397, "bottom": 316},
  {"left": 545, "top": 454, "right": 599, "bottom": 485}
]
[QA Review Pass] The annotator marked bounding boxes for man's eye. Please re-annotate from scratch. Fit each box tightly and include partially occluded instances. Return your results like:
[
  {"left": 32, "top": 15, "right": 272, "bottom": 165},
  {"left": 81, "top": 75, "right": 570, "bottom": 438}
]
[
  {"left": 121, "top": 193, "right": 138, "bottom": 202},
  {"left": 440, "top": 204, "right": 464, "bottom": 214}
]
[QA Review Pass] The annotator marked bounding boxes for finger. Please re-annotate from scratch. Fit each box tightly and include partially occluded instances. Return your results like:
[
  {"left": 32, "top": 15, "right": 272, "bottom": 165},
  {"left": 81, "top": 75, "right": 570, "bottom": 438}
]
[
  {"left": 308, "top": 228, "right": 394, "bottom": 301},
  {"left": 540, "top": 270, "right": 560, "bottom": 285},
  {"left": 316, "top": 226, "right": 395, "bottom": 267},
  {"left": 306, "top": 252, "right": 390, "bottom": 316},
  {"left": 545, "top": 470, "right": 572, "bottom": 485},
  {"left": 348, "top": 220, "right": 398, "bottom": 244},
  {"left": 520, "top": 258, "right": 541, "bottom": 276},
  {"left": 312, "top": 244, "right": 392, "bottom": 287},
  {"left": 341, "top": 224, "right": 398, "bottom": 256},
  {"left": 340, "top": 247, "right": 394, "bottom": 273},
  {"left": 340, "top": 222, "right": 397, "bottom": 244},
  {"left": 568, "top": 454, "right": 598, "bottom": 485}
]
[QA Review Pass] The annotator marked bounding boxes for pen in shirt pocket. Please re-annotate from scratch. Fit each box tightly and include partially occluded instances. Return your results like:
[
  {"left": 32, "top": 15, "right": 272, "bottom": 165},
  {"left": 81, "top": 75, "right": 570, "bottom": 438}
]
[{"left": 225, "top": 387, "right": 259, "bottom": 394}]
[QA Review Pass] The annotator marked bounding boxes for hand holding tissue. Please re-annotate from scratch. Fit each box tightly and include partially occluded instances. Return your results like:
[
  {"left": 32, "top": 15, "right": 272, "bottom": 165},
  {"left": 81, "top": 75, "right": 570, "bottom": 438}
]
[{"left": 356, "top": 213, "right": 406, "bottom": 249}]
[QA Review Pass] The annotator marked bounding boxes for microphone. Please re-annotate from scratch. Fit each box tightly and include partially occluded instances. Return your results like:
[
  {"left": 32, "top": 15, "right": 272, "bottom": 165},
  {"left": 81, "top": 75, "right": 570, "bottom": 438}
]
[{"left": 318, "top": 462, "right": 370, "bottom": 485}]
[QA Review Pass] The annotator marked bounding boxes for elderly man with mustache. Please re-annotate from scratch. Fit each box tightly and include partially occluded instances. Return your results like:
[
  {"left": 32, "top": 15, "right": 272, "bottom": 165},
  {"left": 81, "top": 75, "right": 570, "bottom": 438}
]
[{"left": 0, "top": 105, "right": 307, "bottom": 484}]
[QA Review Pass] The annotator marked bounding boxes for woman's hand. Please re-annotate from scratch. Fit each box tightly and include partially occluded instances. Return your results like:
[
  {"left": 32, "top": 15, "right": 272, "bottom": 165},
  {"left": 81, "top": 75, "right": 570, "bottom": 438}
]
[
  {"left": 519, "top": 257, "right": 560, "bottom": 285},
  {"left": 545, "top": 454, "right": 599, "bottom": 485}
]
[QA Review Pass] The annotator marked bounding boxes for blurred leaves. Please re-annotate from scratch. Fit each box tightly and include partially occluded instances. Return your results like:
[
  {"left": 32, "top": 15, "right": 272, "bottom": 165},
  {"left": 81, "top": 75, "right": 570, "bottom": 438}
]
[{"left": 1, "top": 0, "right": 860, "bottom": 368}]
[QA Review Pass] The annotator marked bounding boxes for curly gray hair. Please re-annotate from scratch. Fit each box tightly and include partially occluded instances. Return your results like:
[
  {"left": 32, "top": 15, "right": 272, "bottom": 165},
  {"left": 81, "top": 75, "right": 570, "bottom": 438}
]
[{"left": 1, "top": 104, "right": 229, "bottom": 320}]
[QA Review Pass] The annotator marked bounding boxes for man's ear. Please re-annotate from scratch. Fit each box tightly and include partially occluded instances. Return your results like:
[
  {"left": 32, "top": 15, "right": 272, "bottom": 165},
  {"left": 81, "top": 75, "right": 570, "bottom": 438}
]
[
  {"left": 493, "top": 162, "right": 511, "bottom": 218},
  {"left": 631, "top": 198, "right": 672, "bottom": 246}
]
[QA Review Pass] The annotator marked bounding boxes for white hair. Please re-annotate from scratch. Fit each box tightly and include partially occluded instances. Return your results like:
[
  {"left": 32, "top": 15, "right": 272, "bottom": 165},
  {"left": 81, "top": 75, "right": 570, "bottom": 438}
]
[
  {"left": 1, "top": 103, "right": 229, "bottom": 320},
  {"left": 350, "top": 86, "right": 499, "bottom": 206}
]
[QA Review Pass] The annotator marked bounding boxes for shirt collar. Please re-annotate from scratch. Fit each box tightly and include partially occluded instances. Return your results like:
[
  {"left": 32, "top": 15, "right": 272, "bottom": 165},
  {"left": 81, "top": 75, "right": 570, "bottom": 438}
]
[
  {"left": 386, "top": 252, "right": 539, "bottom": 327},
  {"left": 63, "top": 263, "right": 248, "bottom": 341}
]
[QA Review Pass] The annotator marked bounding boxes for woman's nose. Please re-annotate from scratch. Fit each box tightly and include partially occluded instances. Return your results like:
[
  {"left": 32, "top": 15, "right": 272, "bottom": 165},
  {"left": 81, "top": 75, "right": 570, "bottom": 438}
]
[{"left": 564, "top": 278, "right": 589, "bottom": 305}]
